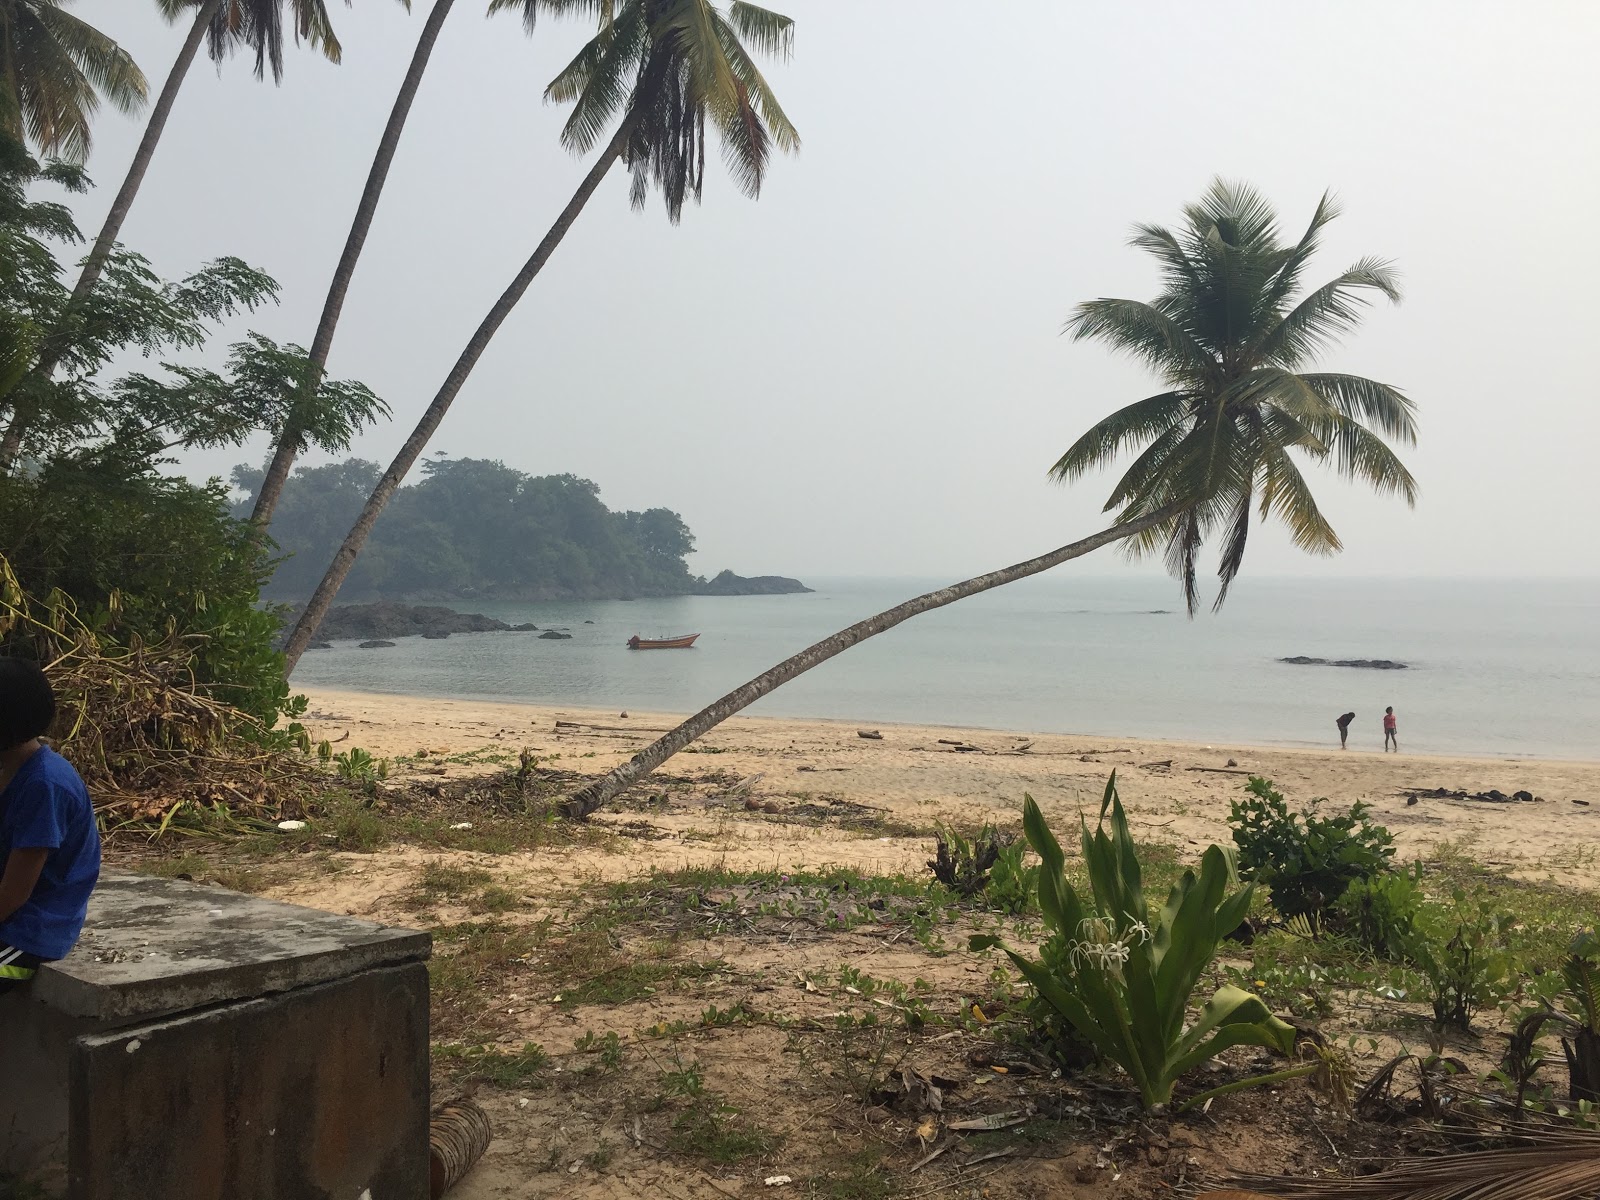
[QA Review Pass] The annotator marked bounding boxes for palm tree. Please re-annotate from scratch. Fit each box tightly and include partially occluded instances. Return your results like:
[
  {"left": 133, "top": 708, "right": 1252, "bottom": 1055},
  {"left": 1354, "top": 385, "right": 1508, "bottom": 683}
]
[
  {"left": 249, "top": 0, "right": 604, "bottom": 527},
  {"left": 278, "top": 0, "right": 799, "bottom": 671},
  {"left": 564, "top": 180, "right": 1419, "bottom": 817},
  {"left": 0, "top": 0, "right": 358, "bottom": 473},
  {"left": 0, "top": 0, "right": 147, "bottom": 162}
]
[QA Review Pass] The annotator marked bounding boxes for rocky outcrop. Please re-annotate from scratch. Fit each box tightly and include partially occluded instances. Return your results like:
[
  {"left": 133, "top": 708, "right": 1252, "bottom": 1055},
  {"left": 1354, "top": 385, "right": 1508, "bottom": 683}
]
[
  {"left": 358, "top": 640, "right": 397, "bottom": 649},
  {"left": 694, "top": 570, "right": 812, "bottom": 596},
  {"left": 303, "top": 602, "right": 511, "bottom": 641},
  {"left": 538, "top": 630, "right": 573, "bottom": 640},
  {"left": 1279, "top": 656, "right": 1409, "bottom": 670}
]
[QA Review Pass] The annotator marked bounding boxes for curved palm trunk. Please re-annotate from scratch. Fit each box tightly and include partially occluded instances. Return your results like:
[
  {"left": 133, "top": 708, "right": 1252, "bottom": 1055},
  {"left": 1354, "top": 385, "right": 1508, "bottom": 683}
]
[
  {"left": 0, "top": 0, "right": 222, "bottom": 473},
  {"left": 250, "top": 0, "right": 457, "bottom": 527},
  {"left": 564, "top": 505, "right": 1182, "bottom": 818},
  {"left": 279, "top": 125, "right": 631, "bottom": 674}
]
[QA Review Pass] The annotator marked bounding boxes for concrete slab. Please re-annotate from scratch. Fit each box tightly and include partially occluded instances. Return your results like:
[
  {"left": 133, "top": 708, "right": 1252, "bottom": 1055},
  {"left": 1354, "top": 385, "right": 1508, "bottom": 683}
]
[
  {"left": 34, "top": 871, "right": 429, "bottom": 1021},
  {"left": 69, "top": 962, "right": 430, "bottom": 1200}
]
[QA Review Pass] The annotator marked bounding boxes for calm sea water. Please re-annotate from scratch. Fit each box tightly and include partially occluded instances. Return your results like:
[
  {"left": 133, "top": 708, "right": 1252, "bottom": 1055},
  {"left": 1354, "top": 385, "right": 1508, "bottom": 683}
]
[{"left": 289, "top": 576, "right": 1600, "bottom": 761}]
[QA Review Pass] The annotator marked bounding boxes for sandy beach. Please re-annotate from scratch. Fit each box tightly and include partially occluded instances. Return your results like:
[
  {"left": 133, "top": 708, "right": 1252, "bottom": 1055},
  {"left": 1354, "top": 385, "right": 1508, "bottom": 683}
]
[{"left": 299, "top": 687, "right": 1600, "bottom": 891}]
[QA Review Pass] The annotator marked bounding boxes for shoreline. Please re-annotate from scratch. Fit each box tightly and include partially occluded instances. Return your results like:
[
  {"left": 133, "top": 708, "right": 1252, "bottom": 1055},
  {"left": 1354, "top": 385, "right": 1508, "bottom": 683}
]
[
  {"left": 298, "top": 686, "right": 1600, "bottom": 890},
  {"left": 293, "top": 680, "right": 1600, "bottom": 769}
]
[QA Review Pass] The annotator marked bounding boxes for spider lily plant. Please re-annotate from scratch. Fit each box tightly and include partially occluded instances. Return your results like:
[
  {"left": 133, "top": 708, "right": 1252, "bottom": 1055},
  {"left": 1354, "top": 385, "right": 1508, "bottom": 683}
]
[{"left": 972, "top": 773, "right": 1301, "bottom": 1110}]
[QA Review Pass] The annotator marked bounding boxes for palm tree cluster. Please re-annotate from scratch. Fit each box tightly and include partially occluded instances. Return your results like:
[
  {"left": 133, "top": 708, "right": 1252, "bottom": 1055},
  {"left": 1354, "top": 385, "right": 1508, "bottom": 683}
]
[{"left": 1, "top": 3, "right": 1421, "bottom": 823}]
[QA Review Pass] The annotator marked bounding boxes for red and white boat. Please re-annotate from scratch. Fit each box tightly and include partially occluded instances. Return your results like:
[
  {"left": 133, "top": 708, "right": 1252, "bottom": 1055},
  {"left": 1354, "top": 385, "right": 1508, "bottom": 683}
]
[{"left": 627, "top": 633, "right": 699, "bottom": 649}]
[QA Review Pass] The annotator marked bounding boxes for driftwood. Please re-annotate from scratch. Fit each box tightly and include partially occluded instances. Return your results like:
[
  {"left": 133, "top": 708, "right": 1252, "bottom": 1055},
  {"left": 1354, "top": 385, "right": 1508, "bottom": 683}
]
[
  {"left": 857, "top": 729, "right": 883, "bottom": 740},
  {"left": 1186, "top": 766, "right": 1254, "bottom": 775},
  {"left": 555, "top": 720, "right": 670, "bottom": 734},
  {"left": 1139, "top": 759, "right": 1174, "bottom": 771},
  {"left": 429, "top": 1099, "right": 491, "bottom": 1198}
]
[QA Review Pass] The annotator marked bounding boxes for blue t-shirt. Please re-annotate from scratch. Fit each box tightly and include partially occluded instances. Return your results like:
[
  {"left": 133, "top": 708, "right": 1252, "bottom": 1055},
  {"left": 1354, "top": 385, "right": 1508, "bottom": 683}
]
[{"left": 0, "top": 745, "right": 100, "bottom": 960}]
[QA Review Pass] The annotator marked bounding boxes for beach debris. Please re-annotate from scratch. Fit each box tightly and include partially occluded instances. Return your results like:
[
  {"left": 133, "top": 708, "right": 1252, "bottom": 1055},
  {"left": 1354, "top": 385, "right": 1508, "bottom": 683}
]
[
  {"left": 1140, "top": 759, "right": 1174, "bottom": 772},
  {"left": 1226, "top": 758, "right": 1239, "bottom": 767},
  {"left": 449, "top": 822, "right": 473, "bottom": 831},
  {"left": 763, "top": 1176, "right": 793, "bottom": 1188},
  {"left": 429, "top": 1099, "right": 491, "bottom": 1199},
  {"left": 857, "top": 729, "right": 883, "bottom": 739},
  {"left": 900, "top": 1067, "right": 945, "bottom": 1113},
  {"left": 1187, "top": 766, "right": 1252, "bottom": 775},
  {"left": 1576, "top": 799, "right": 1592, "bottom": 807},
  {"left": 947, "top": 1111, "right": 1028, "bottom": 1131},
  {"left": 276, "top": 819, "right": 308, "bottom": 832},
  {"left": 1278, "top": 656, "right": 1409, "bottom": 670},
  {"left": 619, "top": 711, "right": 628, "bottom": 718},
  {"left": 1400, "top": 786, "right": 1543, "bottom": 804}
]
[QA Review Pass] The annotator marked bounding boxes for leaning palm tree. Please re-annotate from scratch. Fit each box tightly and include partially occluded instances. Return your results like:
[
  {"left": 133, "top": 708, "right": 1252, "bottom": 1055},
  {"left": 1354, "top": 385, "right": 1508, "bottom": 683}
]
[
  {"left": 564, "top": 180, "right": 1419, "bottom": 817},
  {"left": 0, "top": 0, "right": 147, "bottom": 162},
  {"left": 0, "top": 0, "right": 360, "bottom": 473},
  {"left": 249, "top": 0, "right": 605, "bottom": 527},
  {"left": 278, "top": 0, "right": 799, "bottom": 671}
]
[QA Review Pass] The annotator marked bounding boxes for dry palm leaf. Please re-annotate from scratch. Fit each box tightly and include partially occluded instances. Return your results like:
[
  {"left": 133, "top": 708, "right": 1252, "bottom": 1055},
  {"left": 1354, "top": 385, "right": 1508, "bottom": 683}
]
[{"left": 1226, "top": 1129, "right": 1600, "bottom": 1199}]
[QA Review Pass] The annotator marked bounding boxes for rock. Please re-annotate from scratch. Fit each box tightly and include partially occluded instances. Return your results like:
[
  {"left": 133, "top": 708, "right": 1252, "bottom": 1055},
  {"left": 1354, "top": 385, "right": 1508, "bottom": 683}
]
[
  {"left": 857, "top": 730, "right": 883, "bottom": 740},
  {"left": 584, "top": 620, "right": 595, "bottom": 624},
  {"left": 619, "top": 712, "right": 629, "bottom": 719},
  {"left": 1278, "top": 656, "right": 1410, "bottom": 670},
  {"left": 1513, "top": 790, "right": 1534, "bottom": 803},
  {"left": 509, "top": 623, "right": 539, "bottom": 632},
  {"left": 538, "top": 630, "right": 572, "bottom": 640},
  {"left": 358, "top": 640, "right": 397, "bottom": 649},
  {"left": 421, "top": 631, "right": 450, "bottom": 640},
  {"left": 307, "top": 642, "right": 333, "bottom": 651},
  {"left": 295, "top": 601, "right": 511, "bottom": 642},
  {"left": 693, "top": 570, "right": 813, "bottom": 596},
  {"left": 276, "top": 820, "right": 308, "bottom": 832}
]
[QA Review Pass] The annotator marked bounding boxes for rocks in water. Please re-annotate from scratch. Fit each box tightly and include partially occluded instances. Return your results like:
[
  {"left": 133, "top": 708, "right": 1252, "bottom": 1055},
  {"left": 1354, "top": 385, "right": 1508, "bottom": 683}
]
[
  {"left": 304, "top": 602, "right": 511, "bottom": 641},
  {"left": 1279, "top": 656, "right": 1409, "bottom": 670},
  {"left": 509, "top": 623, "right": 539, "bottom": 632},
  {"left": 307, "top": 642, "right": 333, "bottom": 651},
  {"left": 584, "top": 620, "right": 595, "bottom": 624},
  {"left": 421, "top": 631, "right": 450, "bottom": 640},
  {"left": 358, "top": 639, "right": 397, "bottom": 649},
  {"left": 538, "top": 630, "right": 572, "bottom": 640},
  {"left": 693, "top": 570, "right": 813, "bottom": 596}
]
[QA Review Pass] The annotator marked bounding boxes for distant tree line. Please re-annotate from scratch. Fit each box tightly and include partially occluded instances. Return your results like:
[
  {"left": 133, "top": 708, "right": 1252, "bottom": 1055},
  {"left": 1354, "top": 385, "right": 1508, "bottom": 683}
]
[{"left": 232, "top": 456, "right": 699, "bottom": 602}]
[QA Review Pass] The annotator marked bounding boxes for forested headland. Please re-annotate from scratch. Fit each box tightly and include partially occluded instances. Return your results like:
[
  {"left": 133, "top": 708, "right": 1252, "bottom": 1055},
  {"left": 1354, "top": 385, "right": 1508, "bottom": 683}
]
[{"left": 232, "top": 456, "right": 707, "bottom": 602}]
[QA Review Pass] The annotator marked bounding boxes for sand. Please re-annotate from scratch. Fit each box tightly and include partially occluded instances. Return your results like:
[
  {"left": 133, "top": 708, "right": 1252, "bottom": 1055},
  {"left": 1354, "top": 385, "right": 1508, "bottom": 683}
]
[{"left": 298, "top": 687, "right": 1600, "bottom": 890}]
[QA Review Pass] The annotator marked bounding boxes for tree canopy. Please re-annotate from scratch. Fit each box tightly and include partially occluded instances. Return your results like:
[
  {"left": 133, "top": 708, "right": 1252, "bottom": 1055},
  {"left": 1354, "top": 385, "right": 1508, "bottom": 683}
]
[{"left": 235, "top": 455, "right": 700, "bottom": 601}]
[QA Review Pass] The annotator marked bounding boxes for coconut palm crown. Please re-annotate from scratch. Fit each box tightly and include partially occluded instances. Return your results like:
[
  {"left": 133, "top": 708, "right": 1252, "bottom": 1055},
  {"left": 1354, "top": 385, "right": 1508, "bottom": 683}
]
[
  {"left": 155, "top": 0, "right": 353, "bottom": 83},
  {"left": 0, "top": 0, "right": 146, "bottom": 161},
  {"left": 543, "top": 0, "right": 799, "bottom": 220},
  {"left": 1053, "top": 179, "right": 1417, "bottom": 614}
]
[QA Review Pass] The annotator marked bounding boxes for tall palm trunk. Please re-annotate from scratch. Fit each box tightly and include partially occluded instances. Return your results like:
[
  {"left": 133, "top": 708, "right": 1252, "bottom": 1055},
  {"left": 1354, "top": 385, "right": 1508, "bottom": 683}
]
[
  {"left": 250, "top": 0, "right": 456, "bottom": 527},
  {"left": 0, "top": 0, "right": 222, "bottom": 473},
  {"left": 279, "top": 124, "right": 632, "bottom": 673},
  {"left": 564, "top": 505, "right": 1183, "bottom": 818}
]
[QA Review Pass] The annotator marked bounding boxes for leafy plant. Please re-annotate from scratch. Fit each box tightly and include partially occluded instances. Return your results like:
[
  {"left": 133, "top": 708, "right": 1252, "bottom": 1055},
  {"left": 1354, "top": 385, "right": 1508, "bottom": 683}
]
[
  {"left": 1509, "top": 931, "right": 1600, "bottom": 1103},
  {"left": 1336, "top": 863, "right": 1424, "bottom": 960},
  {"left": 1411, "top": 891, "right": 1515, "bottom": 1034},
  {"left": 985, "top": 837, "right": 1038, "bottom": 915},
  {"left": 972, "top": 776, "right": 1300, "bottom": 1110},
  {"left": 1229, "top": 776, "right": 1395, "bottom": 922},
  {"left": 926, "top": 824, "right": 1001, "bottom": 896}
]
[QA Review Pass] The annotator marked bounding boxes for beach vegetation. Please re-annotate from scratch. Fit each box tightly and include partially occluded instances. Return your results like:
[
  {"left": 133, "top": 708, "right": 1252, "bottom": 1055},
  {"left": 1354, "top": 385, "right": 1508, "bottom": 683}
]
[
  {"left": 566, "top": 181, "right": 1419, "bottom": 817},
  {"left": 1229, "top": 775, "right": 1396, "bottom": 924},
  {"left": 971, "top": 775, "right": 1302, "bottom": 1110},
  {"left": 1336, "top": 864, "right": 1426, "bottom": 961}
]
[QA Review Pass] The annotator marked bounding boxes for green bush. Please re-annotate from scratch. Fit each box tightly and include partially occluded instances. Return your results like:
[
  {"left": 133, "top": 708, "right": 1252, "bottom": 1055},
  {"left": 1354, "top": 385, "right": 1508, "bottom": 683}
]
[
  {"left": 973, "top": 776, "right": 1299, "bottom": 1111},
  {"left": 1336, "top": 864, "right": 1425, "bottom": 960},
  {"left": 1412, "top": 891, "right": 1515, "bottom": 1033},
  {"left": 984, "top": 838, "right": 1038, "bottom": 915},
  {"left": 1228, "top": 776, "right": 1395, "bottom": 922}
]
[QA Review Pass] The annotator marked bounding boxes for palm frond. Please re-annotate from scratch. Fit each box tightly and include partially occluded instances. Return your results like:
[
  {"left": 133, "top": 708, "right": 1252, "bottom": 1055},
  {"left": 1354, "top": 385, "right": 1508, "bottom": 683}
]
[
  {"left": 1049, "top": 391, "right": 1187, "bottom": 484},
  {"left": 1317, "top": 414, "right": 1418, "bottom": 504},
  {"left": 1300, "top": 373, "right": 1417, "bottom": 444},
  {"left": 487, "top": 0, "right": 606, "bottom": 35},
  {"left": 1257, "top": 446, "right": 1342, "bottom": 557},
  {"left": 1224, "top": 1129, "right": 1600, "bottom": 1199},
  {"left": 726, "top": 2, "right": 792, "bottom": 58},
  {"left": 1256, "top": 257, "right": 1402, "bottom": 367},
  {"left": 1064, "top": 298, "right": 1212, "bottom": 381},
  {"left": 546, "top": 3, "right": 644, "bottom": 153}
]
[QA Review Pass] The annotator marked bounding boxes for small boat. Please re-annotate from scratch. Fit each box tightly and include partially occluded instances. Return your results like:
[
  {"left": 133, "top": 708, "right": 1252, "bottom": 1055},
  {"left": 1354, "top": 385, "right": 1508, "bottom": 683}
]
[{"left": 627, "top": 633, "right": 699, "bottom": 649}]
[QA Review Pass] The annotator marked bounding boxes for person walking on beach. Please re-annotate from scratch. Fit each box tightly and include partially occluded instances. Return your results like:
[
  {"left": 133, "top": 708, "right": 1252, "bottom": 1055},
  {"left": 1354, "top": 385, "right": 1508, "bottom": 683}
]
[
  {"left": 1336, "top": 712, "right": 1356, "bottom": 749},
  {"left": 1383, "top": 706, "right": 1398, "bottom": 753}
]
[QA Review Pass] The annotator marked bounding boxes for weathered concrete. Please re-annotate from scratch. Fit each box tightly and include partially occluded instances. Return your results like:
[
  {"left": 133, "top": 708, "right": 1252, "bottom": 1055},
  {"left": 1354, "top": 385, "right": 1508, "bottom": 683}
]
[
  {"left": 0, "top": 873, "right": 431, "bottom": 1198},
  {"left": 35, "top": 871, "right": 428, "bottom": 1021},
  {"left": 69, "top": 962, "right": 430, "bottom": 1200}
]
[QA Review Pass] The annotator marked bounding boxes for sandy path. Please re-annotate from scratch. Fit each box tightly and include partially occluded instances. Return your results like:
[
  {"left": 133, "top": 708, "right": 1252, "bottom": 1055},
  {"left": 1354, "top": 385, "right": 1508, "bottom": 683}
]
[{"left": 297, "top": 688, "right": 1600, "bottom": 889}]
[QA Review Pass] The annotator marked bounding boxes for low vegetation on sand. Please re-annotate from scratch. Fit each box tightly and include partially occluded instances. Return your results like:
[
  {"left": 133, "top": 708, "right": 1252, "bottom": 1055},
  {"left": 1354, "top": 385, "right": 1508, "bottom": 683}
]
[{"left": 98, "top": 751, "right": 1600, "bottom": 1199}]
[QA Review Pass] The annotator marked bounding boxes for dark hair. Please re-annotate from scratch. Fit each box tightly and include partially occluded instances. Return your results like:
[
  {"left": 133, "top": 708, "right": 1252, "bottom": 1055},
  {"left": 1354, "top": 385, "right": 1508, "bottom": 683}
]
[{"left": 0, "top": 659, "right": 56, "bottom": 748}]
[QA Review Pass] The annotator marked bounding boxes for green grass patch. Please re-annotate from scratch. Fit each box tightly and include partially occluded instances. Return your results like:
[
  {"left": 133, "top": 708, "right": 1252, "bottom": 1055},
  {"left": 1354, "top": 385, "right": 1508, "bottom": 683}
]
[{"left": 433, "top": 1041, "right": 547, "bottom": 1088}]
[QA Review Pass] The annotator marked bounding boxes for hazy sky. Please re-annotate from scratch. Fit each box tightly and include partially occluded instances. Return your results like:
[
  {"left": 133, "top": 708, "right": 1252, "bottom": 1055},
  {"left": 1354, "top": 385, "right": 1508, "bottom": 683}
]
[{"left": 64, "top": 1, "right": 1600, "bottom": 587}]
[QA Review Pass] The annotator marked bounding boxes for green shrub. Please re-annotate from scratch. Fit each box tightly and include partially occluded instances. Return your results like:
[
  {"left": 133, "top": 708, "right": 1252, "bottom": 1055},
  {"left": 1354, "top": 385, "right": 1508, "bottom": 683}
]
[
  {"left": 973, "top": 776, "right": 1300, "bottom": 1111},
  {"left": 1412, "top": 891, "right": 1515, "bottom": 1033},
  {"left": 1336, "top": 864, "right": 1424, "bottom": 960},
  {"left": 985, "top": 838, "right": 1038, "bottom": 915},
  {"left": 1228, "top": 776, "right": 1394, "bottom": 922},
  {"left": 926, "top": 824, "right": 1000, "bottom": 896}
]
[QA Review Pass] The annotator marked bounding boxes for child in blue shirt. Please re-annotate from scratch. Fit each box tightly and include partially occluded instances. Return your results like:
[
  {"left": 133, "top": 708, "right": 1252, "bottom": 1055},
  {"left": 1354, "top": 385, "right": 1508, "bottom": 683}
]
[{"left": 0, "top": 659, "right": 100, "bottom": 992}]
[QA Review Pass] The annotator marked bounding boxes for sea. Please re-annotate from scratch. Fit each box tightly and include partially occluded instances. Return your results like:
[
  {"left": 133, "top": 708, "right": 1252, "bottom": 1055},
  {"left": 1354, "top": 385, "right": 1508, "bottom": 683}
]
[{"left": 287, "top": 576, "right": 1600, "bottom": 762}]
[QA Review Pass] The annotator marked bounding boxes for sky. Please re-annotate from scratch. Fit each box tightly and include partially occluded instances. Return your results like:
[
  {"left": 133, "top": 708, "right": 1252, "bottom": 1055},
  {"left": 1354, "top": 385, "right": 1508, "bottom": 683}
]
[{"left": 60, "top": 0, "right": 1600, "bottom": 587}]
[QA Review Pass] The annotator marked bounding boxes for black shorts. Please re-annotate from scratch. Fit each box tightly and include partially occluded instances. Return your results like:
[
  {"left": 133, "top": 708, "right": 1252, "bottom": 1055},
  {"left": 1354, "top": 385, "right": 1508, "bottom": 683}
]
[{"left": 0, "top": 943, "right": 43, "bottom": 994}]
